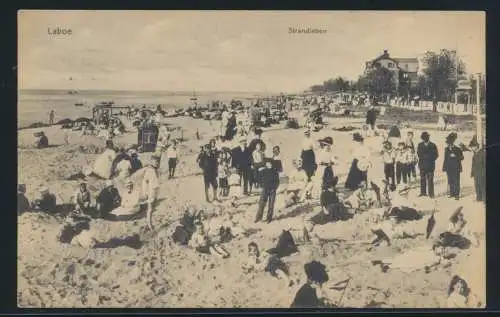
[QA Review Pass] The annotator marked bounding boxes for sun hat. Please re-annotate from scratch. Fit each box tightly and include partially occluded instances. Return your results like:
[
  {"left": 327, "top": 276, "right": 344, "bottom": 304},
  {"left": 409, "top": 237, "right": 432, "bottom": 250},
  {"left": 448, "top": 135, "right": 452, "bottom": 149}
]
[
  {"left": 125, "top": 179, "right": 134, "bottom": 187},
  {"left": 39, "top": 186, "right": 49, "bottom": 194},
  {"left": 320, "top": 136, "right": 333, "bottom": 145}
]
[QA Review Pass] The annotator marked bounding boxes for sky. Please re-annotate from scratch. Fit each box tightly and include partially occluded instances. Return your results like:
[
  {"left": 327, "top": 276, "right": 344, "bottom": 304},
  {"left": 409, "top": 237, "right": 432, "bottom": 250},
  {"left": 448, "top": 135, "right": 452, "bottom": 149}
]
[{"left": 18, "top": 10, "right": 485, "bottom": 93}]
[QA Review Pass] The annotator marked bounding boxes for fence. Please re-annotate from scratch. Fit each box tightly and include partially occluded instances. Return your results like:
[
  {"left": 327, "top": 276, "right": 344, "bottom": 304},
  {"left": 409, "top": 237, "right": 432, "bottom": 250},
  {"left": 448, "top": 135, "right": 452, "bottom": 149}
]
[{"left": 389, "top": 99, "right": 484, "bottom": 116}]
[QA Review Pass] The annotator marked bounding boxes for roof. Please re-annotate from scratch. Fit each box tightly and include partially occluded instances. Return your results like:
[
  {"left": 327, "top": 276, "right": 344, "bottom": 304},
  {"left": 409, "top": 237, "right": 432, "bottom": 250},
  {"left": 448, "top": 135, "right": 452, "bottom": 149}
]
[{"left": 393, "top": 57, "right": 418, "bottom": 63}]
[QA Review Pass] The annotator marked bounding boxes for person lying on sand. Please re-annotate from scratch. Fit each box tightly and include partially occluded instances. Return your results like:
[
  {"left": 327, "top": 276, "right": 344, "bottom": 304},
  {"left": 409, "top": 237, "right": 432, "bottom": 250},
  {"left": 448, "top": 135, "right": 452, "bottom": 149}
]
[
  {"left": 188, "top": 219, "right": 230, "bottom": 258},
  {"left": 242, "top": 242, "right": 293, "bottom": 287},
  {"left": 371, "top": 243, "right": 451, "bottom": 274},
  {"left": 291, "top": 260, "right": 335, "bottom": 308}
]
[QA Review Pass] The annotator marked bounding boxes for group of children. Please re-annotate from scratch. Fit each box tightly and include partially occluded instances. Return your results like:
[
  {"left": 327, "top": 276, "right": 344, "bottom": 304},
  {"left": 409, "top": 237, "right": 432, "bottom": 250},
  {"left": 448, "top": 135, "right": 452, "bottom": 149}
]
[{"left": 381, "top": 136, "right": 418, "bottom": 188}]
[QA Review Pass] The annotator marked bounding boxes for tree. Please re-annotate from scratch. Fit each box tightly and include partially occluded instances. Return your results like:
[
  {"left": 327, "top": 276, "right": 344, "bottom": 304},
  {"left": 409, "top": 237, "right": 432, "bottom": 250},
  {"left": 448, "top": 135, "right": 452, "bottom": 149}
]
[
  {"left": 363, "top": 67, "right": 396, "bottom": 103},
  {"left": 421, "top": 49, "right": 466, "bottom": 112}
]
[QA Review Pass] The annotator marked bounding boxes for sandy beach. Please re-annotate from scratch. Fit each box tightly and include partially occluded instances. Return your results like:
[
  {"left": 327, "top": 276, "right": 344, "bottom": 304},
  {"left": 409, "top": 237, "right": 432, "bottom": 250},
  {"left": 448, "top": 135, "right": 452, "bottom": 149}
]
[{"left": 17, "top": 99, "right": 485, "bottom": 308}]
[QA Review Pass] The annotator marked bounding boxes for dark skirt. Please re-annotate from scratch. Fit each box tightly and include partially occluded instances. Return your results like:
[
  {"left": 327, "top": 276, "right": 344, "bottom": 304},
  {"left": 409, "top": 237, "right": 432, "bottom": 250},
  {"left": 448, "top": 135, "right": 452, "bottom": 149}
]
[
  {"left": 301, "top": 149, "right": 317, "bottom": 180},
  {"left": 265, "top": 255, "right": 289, "bottom": 277},
  {"left": 196, "top": 245, "right": 212, "bottom": 254},
  {"left": 344, "top": 159, "right": 367, "bottom": 190}
]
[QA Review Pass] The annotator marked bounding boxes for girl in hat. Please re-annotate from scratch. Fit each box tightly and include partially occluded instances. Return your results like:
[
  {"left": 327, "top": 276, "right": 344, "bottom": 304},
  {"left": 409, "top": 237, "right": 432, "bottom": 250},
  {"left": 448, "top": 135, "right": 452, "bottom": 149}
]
[
  {"left": 345, "top": 133, "right": 370, "bottom": 191},
  {"left": 447, "top": 275, "right": 470, "bottom": 308},
  {"left": 291, "top": 260, "right": 333, "bottom": 308}
]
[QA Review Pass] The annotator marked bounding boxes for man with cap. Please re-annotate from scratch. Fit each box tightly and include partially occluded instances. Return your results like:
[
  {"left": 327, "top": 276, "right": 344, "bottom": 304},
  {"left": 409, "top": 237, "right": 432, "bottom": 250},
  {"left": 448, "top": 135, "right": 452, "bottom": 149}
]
[
  {"left": 469, "top": 136, "right": 485, "bottom": 202},
  {"left": 17, "top": 184, "right": 30, "bottom": 215},
  {"left": 232, "top": 136, "right": 253, "bottom": 195},
  {"left": 443, "top": 132, "right": 464, "bottom": 200},
  {"left": 96, "top": 180, "right": 121, "bottom": 218},
  {"left": 255, "top": 158, "right": 280, "bottom": 223},
  {"left": 417, "top": 131, "right": 439, "bottom": 198},
  {"left": 72, "top": 182, "right": 92, "bottom": 214}
]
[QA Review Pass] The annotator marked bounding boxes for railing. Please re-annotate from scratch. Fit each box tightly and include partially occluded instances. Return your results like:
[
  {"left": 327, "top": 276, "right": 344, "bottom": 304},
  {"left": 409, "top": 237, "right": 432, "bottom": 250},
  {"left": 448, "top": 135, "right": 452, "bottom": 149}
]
[{"left": 389, "top": 99, "right": 485, "bottom": 116}]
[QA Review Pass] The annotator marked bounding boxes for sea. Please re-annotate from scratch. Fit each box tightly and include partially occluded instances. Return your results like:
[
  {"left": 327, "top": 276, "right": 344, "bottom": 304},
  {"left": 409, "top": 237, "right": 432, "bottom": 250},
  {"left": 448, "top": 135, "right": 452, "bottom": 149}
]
[{"left": 18, "top": 89, "right": 267, "bottom": 128}]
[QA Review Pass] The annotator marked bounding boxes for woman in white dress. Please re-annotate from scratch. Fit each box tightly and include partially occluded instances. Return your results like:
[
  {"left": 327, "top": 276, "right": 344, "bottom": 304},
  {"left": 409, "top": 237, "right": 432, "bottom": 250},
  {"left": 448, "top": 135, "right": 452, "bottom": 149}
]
[
  {"left": 345, "top": 133, "right": 372, "bottom": 191},
  {"left": 311, "top": 136, "right": 337, "bottom": 199},
  {"left": 93, "top": 140, "right": 117, "bottom": 180}
]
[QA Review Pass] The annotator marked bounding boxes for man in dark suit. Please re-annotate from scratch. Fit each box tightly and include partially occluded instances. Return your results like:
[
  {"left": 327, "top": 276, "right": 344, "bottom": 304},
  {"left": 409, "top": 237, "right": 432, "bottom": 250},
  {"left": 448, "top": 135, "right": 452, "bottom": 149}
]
[
  {"left": 232, "top": 136, "right": 253, "bottom": 195},
  {"left": 417, "top": 131, "right": 439, "bottom": 198},
  {"left": 470, "top": 137, "right": 485, "bottom": 202},
  {"left": 255, "top": 158, "right": 280, "bottom": 223},
  {"left": 443, "top": 132, "right": 464, "bottom": 200},
  {"left": 366, "top": 105, "right": 377, "bottom": 130}
]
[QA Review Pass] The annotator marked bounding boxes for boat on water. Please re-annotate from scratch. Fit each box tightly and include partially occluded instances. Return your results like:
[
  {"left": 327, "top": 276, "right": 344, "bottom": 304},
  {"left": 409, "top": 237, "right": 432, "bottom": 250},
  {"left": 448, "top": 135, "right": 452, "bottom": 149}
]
[{"left": 74, "top": 102, "right": 84, "bottom": 107}]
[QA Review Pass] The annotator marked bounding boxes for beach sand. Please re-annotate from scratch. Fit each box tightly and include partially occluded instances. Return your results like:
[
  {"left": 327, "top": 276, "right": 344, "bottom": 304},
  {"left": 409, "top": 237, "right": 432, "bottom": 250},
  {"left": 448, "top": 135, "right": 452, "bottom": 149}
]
[{"left": 17, "top": 106, "right": 485, "bottom": 308}]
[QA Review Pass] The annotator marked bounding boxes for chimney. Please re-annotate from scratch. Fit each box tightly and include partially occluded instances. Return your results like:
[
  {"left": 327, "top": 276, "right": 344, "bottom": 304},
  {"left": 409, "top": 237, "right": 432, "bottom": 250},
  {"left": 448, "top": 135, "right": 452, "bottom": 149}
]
[{"left": 383, "top": 49, "right": 388, "bottom": 55}]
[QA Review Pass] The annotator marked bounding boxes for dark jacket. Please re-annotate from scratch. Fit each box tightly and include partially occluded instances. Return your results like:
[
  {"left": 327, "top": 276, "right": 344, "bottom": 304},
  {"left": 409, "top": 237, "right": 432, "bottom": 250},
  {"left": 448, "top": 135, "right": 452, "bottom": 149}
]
[
  {"left": 290, "top": 283, "right": 325, "bottom": 308},
  {"left": 417, "top": 141, "right": 439, "bottom": 172},
  {"left": 443, "top": 145, "right": 464, "bottom": 173},
  {"left": 471, "top": 148, "right": 485, "bottom": 179},
  {"left": 36, "top": 135, "right": 49, "bottom": 149},
  {"left": 130, "top": 158, "right": 143, "bottom": 173},
  {"left": 366, "top": 108, "right": 377, "bottom": 125},
  {"left": 198, "top": 149, "right": 218, "bottom": 176},
  {"left": 231, "top": 146, "right": 252, "bottom": 171},
  {"left": 260, "top": 166, "right": 280, "bottom": 190},
  {"left": 96, "top": 187, "right": 121, "bottom": 213}
]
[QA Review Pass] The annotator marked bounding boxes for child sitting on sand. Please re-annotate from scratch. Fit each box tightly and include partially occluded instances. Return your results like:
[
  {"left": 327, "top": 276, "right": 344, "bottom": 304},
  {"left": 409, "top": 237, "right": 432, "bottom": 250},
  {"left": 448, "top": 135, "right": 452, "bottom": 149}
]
[
  {"left": 188, "top": 219, "right": 230, "bottom": 258},
  {"left": 242, "top": 242, "right": 293, "bottom": 287},
  {"left": 343, "top": 181, "right": 379, "bottom": 213},
  {"left": 285, "top": 159, "right": 309, "bottom": 207}
]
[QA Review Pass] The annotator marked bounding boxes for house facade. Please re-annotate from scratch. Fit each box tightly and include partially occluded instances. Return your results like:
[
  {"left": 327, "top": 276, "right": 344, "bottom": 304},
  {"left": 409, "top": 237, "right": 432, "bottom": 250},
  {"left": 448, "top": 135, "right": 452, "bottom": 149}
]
[{"left": 364, "top": 50, "right": 419, "bottom": 95}]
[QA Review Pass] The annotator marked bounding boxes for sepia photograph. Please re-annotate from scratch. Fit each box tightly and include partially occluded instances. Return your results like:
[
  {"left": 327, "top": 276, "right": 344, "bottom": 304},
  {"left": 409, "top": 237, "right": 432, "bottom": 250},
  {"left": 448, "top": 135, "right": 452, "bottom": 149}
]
[{"left": 17, "top": 10, "right": 485, "bottom": 308}]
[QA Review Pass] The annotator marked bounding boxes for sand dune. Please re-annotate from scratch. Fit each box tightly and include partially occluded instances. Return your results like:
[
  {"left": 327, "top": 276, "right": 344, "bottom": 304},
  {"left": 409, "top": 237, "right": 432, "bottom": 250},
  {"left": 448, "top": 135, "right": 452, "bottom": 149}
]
[{"left": 18, "top": 111, "right": 485, "bottom": 308}]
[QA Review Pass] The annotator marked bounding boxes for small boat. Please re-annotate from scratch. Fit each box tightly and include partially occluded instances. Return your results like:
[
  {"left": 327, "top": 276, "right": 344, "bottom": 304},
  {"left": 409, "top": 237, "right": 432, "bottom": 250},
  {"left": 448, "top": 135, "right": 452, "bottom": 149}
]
[{"left": 74, "top": 102, "right": 84, "bottom": 107}]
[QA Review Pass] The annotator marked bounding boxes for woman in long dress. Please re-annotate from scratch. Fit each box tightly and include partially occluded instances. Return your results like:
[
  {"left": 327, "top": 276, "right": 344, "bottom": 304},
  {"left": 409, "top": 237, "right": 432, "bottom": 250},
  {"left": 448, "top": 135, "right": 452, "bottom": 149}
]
[
  {"left": 311, "top": 136, "right": 336, "bottom": 199},
  {"left": 345, "top": 132, "right": 371, "bottom": 191},
  {"left": 301, "top": 129, "right": 317, "bottom": 185}
]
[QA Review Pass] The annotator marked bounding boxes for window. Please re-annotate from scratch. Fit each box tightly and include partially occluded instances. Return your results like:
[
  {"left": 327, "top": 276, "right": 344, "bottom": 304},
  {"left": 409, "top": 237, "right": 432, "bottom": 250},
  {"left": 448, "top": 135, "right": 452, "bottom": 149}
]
[
  {"left": 388, "top": 62, "right": 394, "bottom": 68},
  {"left": 375, "top": 62, "right": 381, "bottom": 68},
  {"left": 405, "top": 64, "right": 409, "bottom": 70}
]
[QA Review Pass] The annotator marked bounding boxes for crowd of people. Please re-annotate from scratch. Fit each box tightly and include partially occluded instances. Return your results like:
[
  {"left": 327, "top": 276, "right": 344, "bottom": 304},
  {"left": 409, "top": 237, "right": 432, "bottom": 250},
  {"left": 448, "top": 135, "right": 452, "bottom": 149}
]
[{"left": 19, "top": 99, "right": 486, "bottom": 308}]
